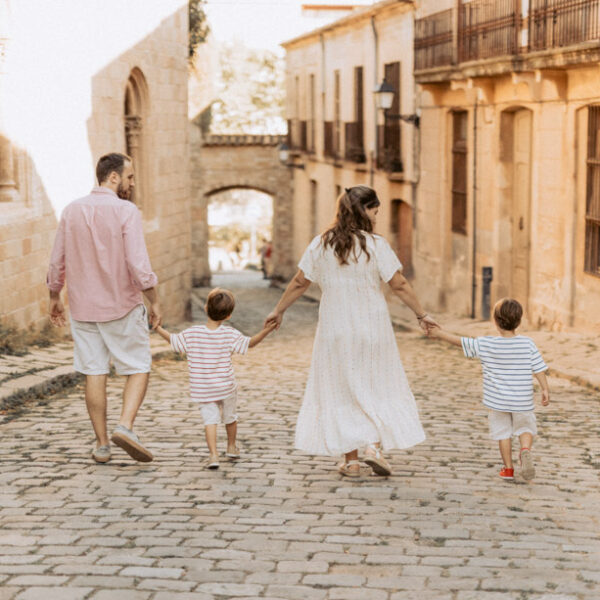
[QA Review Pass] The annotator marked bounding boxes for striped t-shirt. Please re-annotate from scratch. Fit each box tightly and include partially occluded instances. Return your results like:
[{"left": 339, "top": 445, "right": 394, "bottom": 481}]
[
  {"left": 461, "top": 335, "right": 547, "bottom": 412},
  {"left": 170, "top": 325, "right": 250, "bottom": 403}
]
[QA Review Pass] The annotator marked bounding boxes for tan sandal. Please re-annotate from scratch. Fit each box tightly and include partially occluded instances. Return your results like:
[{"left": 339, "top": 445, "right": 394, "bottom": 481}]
[
  {"left": 338, "top": 459, "right": 361, "bottom": 477},
  {"left": 364, "top": 445, "right": 392, "bottom": 476}
]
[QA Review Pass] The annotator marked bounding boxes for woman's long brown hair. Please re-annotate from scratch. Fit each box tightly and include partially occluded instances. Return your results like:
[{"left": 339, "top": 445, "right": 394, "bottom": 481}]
[{"left": 321, "top": 185, "right": 380, "bottom": 265}]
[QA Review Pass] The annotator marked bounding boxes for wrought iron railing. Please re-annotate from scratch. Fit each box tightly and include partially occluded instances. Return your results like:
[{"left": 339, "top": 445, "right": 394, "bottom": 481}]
[
  {"left": 377, "top": 123, "right": 402, "bottom": 173},
  {"left": 323, "top": 121, "right": 336, "bottom": 158},
  {"left": 344, "top": 122, "right": 366, "bottom": 163},
  {"left": 415, "top": 9, "right": 454, "bottom": 70},
  {"left": 529, "top": 0, "right": 600, "bottom": 51},
  {"left": 458, "top": 0, "right": 520, "bottom": 62}
]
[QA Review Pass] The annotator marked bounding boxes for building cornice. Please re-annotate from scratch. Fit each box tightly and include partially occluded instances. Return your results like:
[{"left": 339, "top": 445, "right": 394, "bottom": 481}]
[{"left": 281, "top": 0, "right": 414, "bottom": 49}]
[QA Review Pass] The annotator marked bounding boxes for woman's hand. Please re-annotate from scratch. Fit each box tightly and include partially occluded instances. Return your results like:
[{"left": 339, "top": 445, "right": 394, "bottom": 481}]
[
  {"left": 418, "top": 314, "right": 439, "bottom": 334},
  {"left": 264, "top": 310, "right": 283, "bottom": 330}
]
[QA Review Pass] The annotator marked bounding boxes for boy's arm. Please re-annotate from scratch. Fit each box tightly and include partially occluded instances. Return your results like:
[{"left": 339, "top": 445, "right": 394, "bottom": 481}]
[
  {"left": 428, "top": 327, "right": 462, "bottom": 347},
  {"left": 155, "top": 325, "right": 171, "bottom": 344},
  {"left": 249, "top": 322, "right": 277, "bottom": 348},
  {"left": 534, "top": 371, "right": 550, "bottom": 405}
]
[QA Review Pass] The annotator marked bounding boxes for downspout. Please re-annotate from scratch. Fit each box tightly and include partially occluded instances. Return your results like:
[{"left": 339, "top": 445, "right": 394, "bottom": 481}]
[
  {"left": 471, "top": 99, "right": 478, "bottom": 318},
  {"left": 371, "top": 15, "right": 379, "bottom": 187},
  {"left": 320, "top": 32, "right": 326, "bottom": 139}
]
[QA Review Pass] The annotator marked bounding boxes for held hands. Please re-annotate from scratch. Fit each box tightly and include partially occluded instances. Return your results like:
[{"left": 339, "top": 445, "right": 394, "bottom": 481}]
[
  {"left": 418, "top": 314, "right": 440, "bottom": 335},
  {"left": 264, "top": 310, "right": 283, "bottom": 330},
  {"left": 148, "top": 302, "right": 162, "bottom": 330}
]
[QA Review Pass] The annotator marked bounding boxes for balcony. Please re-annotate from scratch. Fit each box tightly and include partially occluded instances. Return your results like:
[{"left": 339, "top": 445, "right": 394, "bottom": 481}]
[
  {"left": 287, "top": 118, "right": 308, "bottom": 152},
  {"left": 415, "top": 0, "right": 600, "bottom": 81},
  {"left": 323, "top": 121, "right": 337, "bottom": 159},
  {"left": 344, "top": 122, "right": 366, "bottom": 163},
  {"left": 377, "top": 123, "right": 402, "bottom": 173}
]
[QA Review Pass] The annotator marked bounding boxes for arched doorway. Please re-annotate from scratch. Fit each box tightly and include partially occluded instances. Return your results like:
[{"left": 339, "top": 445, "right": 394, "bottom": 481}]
[
  {"left": 124, "top": 68, "right": 150, "bottom": 214},
  {"left": 207, "top": 187, "right": 274, "bottom": 284}
]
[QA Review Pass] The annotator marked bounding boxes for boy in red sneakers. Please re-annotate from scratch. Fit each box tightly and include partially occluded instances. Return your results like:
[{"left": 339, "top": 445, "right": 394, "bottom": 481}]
[{"left": 428, "top": 298, "right": 550, "bottom": 481}]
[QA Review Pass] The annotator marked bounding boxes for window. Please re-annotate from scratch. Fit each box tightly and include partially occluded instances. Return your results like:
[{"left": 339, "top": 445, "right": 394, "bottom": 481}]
[
  {"left": 345, "top": 66, "right": 365, "bottom": 162},
  {"left": 451, "top": 110, "right": 468, "bottom": 234},
  {"left": 378, "top": 62, "right": 402, "bottom": 172},
  {"left": 309, "top": 74, "right": 316, "bottom": 152},
  {"left": 585, "top": 105, "right": 600, "bottom": 276},
  {"left": 334, "top": 70, "right": 341, "bottom": 158},
  {"left": 310, "top": 179, "right": 318, "bottom": 238}
]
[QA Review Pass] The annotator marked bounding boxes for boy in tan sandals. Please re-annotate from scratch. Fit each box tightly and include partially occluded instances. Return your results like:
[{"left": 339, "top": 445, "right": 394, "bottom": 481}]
[
  {"left": 427, "top": 298, "right": 550, "bottom": 481},
  {"left": 156, "top": 288, "right": 276, "bottom": 469}
]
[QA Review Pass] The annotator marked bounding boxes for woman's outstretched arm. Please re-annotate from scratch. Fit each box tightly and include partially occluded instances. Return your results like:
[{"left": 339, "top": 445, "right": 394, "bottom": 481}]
[
  {"left": 264, "top": 269, "right": 311, "bottom": 329},
  {"left": 388, "top": 270, "right": 439, "bottom": 332}
]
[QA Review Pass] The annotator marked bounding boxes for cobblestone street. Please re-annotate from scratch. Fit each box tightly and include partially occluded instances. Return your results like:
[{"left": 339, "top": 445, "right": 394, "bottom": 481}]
[{"left": 1, "top": 278, "right": 599, "bottom": 600}]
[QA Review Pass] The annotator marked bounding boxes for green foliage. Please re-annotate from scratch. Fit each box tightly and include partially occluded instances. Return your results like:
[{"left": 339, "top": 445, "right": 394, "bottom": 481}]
[
  {"left": 210, "top": 41, "right": 286, "bottom": 134},
  {"left": 189, "top": 0, "right": 209, "bottom": 61}
]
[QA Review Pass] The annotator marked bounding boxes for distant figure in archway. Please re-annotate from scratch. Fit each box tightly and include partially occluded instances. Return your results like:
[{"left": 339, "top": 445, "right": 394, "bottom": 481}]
[
  {"left": 46, "top": 152, "right": 161, "bottom": 465},
  {"left": 265, "top": 186, "right": 438, "bottom": 477}
]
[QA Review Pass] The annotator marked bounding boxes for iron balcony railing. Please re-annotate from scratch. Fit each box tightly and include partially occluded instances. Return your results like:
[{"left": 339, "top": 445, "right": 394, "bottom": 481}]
[
  {"left": 415, "top": 8, "right": 454, "bottom": 70},
  {"left": 529, "top": 0, "right": 600, "bottom": 51},
  {"left": 324, "top": 121, "right": 336, "bottom": 159},
  {"left": 377, "top": 123, "right": 403, "bottom": 173},
  {"left": 344, "top": 122, "right": 366, "bottom": 163},
  {"left": 415, "top": 0, "right": 600, "bottom": 71}
]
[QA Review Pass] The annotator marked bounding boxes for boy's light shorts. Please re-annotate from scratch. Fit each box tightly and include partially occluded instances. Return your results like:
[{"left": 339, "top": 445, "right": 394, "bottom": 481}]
[
  {"left": 488, "top": 409, "right": 537, "bottom": 440},
  {"left": 70, "top": 304, "right": 151, "bottom": 375},
  {"left": 199, "top": 393, "right": 238, "bottom": 426}
]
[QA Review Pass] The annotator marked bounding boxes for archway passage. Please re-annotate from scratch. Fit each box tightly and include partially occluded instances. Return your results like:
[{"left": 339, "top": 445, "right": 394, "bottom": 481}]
[
  {"left": 190, "top": 129, "right": 294, "bottom": 286},
  {"left": 207, "top": 188, "right": 273, "bottom": 283}
]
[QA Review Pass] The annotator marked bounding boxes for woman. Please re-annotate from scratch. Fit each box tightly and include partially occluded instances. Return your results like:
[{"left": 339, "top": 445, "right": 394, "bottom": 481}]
[{"left": 265, "top": 186, "right": 437, "bottom": 476}]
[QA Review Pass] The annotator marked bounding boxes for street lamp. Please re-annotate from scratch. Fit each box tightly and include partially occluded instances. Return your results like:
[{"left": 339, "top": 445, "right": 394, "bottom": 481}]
[
  {"left": 374, "top": 80, "right": 420, "bottom": 127},
  {"left": 278, "top": 141, "right": 290, "bottom": 164}
]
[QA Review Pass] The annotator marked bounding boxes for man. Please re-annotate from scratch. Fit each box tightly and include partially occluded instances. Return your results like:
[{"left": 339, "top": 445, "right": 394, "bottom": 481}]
[{"left": 47, "top": 152, "right": 161, "bottom": 464}]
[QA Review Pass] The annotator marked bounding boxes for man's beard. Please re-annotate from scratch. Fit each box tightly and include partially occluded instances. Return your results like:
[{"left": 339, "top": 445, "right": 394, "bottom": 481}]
[{"left": 117, "top": 183, "right": 132, "bottom": 201}]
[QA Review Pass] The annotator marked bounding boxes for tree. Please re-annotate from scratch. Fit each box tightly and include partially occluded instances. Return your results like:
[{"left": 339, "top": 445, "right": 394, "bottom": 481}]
[{"left": 189, "top": 0, "right": 209, "bottom": 62}]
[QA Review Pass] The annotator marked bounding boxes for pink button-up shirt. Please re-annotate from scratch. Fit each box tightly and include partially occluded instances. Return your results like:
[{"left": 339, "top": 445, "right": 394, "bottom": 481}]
[{"left": 47, "top": 186, "right": 158, "bottom": 322}]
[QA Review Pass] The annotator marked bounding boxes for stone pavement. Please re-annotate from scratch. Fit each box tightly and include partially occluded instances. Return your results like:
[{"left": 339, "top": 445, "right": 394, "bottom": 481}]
[{"left": 0, "top": 273, "right": 599, "bottom": 599}]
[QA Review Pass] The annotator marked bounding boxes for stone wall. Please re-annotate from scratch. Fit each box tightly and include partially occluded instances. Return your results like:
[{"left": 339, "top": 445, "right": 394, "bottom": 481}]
[
  {"left": 190, "top": 129, "right": 295, "bottom": 286},
  {"left": 0, "top": 1, "right": 191, "bottom": 330}
]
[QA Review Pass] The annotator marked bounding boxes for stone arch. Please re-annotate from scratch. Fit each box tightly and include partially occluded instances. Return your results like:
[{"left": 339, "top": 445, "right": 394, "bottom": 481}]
[
  {"left": 124, "top": 67, "right": 151, "bottom": 215},
  {"left": 190, "top": 128, "right": 294, "bottom": 286}
]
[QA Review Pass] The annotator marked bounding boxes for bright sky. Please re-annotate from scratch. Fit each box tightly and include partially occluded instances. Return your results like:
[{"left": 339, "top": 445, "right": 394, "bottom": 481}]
[{"left": 204, "top": 0, "right": 375, "bottom": 52}]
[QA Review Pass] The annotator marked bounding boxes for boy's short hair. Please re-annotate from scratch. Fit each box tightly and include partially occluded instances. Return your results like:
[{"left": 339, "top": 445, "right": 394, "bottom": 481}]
[
  {"left": 206, "top": 288, "right": 235, "bottom": 321},
  {"left": 493, "top": 298, "right": 523, "bottom": 331}
]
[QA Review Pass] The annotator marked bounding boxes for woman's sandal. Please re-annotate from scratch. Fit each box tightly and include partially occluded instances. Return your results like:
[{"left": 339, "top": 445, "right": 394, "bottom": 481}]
[
  {"left": 364, "top": 445, "right": 392, "bottom": 476},
  {"left": 338, "top": 459, "right": 361, "bottom": 477}
]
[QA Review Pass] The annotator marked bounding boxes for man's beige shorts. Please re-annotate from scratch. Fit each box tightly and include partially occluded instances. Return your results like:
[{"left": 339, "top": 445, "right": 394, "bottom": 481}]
[
  {"left": 70, "top": 304, "right": 151, "bottom": 375},
  {"left": 488, "top": 409, "right": 537, "bottom": 441}
]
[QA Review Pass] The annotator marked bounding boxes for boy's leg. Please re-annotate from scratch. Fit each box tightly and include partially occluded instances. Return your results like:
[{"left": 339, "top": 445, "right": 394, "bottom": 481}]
[
  {"left": 205, "top": 424, "right": 218, "bottom": 457},
  {"left": 519, "top": 431, "right": 533, "bottom": 451},
  {"left": 514, "top": 412, "right": 537, "bottom": 480},
  {"left": 223, "top": 393, "right": 239, "bottom": 456},
  {"left": 498, "top": 438, "right": 513, "bottom": 469},
  {"left": 225, "top": 421, "right": 237, "bottom": 453}
]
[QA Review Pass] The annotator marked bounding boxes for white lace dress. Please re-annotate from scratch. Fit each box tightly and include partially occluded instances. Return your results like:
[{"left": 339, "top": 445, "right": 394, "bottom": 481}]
[{"left": 294, "top": 233, "right": 426, "bottom": 456}]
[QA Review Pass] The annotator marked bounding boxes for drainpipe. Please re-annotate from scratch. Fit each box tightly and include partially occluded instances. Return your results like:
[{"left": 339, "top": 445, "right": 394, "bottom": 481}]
[
  {"left": 320, "top": 33, "right": 326, "bottom": 157},
  {"left": 371, "top": 15, "right": 379, "bottom": 187},
  {"left": 471, "top": 99, "right": 478, "bottom": 319}
]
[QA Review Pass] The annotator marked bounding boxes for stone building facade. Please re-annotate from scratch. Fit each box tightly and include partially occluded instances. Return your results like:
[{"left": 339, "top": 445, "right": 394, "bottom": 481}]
[
  {"left": 285, "top": 0, "right": 600, "bottom": 332},
  {"left": 0, "top": 0, "right": 191, "bottom": 330},
  {"left": 189, "top": 128, "right": 295, "bottom": 286},
  {"left": 282, "top": 0, "right": 418, "bottom": 274},
  {"left": 414, "top": 0, "right": 600, "bottom": 331}
]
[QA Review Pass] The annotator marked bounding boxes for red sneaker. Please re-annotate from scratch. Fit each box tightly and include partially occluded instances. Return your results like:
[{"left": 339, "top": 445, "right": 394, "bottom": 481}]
[{"left": 499, "top": 467, "right": 514, "bottom": 480}]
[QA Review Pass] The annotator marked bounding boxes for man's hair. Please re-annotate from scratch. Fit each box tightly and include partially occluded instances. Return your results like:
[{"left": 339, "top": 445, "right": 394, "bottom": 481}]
[
  {"left": 493, "top": 298, "right": 523, "bottom": 331},
  {"left": 206, "top": 288, "right": 235, "bottom": 321},
  {"left": 96, "top": 153, "right": 131, "bottom": 184}
]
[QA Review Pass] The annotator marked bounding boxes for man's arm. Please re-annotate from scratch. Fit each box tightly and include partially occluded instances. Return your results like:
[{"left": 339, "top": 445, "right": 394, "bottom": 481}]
[{"left": 47, "top": 217, "right": 67, "bottom": 327}]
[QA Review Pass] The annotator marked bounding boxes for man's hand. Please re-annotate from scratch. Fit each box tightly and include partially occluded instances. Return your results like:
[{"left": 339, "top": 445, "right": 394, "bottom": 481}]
[
  {"left": 264, "top": 310, "right": 283, "bottom": 330},
  {"left": 148, "top": 302, "right": 162, "bottom": 330},
  {"left": 426, "top": 324, "right": 441, "bottom": 338},
  {"left": 541, "top": 389, "right": 550, "bottom": 406},
  {"left": 48, "top": 293, "right": 66, "bottom": 327}
]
